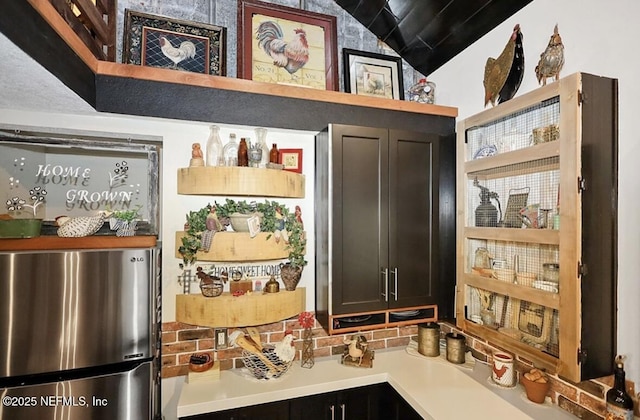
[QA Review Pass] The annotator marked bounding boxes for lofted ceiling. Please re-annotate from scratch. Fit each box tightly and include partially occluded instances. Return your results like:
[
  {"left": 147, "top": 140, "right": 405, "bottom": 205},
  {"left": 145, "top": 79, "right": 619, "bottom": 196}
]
[
  {"left": 0, "top": 0, "right": 532, "bottom": 115},
  {"left": 336, "top": 0, "right": 532, "bottom": 76}
]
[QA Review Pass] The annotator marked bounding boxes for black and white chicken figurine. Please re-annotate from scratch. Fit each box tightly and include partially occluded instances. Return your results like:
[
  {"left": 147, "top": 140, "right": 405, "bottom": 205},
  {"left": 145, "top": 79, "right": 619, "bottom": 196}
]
[{"left": 56, "top": 212, "right": 106, "bottom": 237}]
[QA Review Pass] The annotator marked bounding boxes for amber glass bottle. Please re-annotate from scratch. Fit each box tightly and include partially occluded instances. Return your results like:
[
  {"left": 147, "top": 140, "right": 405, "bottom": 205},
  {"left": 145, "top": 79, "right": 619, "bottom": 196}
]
[
  {"left": 237, "top": 138, "right": 249, "bottom": 167},
  {"left": 269, "top": 143, "right": 279, "bottom": 163},
  {"left": 606, "top": 356, "right": 634, "bottom": 420}
]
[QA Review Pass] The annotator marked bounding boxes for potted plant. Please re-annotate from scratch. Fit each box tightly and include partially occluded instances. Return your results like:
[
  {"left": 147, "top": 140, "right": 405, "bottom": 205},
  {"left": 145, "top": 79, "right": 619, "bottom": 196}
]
[
  {"left": 0, "top": 186, "right": 46, "bottom": 238},
  {"left": 178, "top": 200, "right": 307, "bottom": 290},
  {"left": 107, "top": 204, "right": 142, "bottom": 236},
  {"left": 214, "top": 199, "right": 262, "bottom": 232}
]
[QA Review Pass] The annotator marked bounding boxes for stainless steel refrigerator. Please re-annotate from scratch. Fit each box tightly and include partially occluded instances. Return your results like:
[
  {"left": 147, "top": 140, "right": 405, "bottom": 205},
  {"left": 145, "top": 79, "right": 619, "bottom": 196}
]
[{"left": 0, "top": 247, "right": 161, "bottom": 419}]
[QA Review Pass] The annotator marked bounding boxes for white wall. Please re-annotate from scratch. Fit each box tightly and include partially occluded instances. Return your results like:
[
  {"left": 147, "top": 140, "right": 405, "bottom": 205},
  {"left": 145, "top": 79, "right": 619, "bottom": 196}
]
[
  {"left": 0, "top": 108, "right": 316, "bottom": 322},
  {"left": 429, "top": 0, "right": 640, "bottom": 384}
]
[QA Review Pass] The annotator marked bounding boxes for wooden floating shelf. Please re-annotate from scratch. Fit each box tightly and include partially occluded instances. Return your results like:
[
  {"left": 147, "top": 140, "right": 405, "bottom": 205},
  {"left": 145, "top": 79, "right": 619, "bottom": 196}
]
[
  {"left": 175, "top": 231, "right": 294, "bottom": 262},
  {"left": 176, "top": 287, "right": 306, "bottom": 328},
  {"left": 177, "top": 166, "right": 305, "bottom": 198},
  {"left": 0, "top": 235, "right": 157, "bottom": 251}
]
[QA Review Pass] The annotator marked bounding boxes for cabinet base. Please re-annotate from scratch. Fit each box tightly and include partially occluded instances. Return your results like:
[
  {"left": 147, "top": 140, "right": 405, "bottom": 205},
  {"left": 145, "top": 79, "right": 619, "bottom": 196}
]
[{"left": 326, "top": 305, "right": 438, "bottom": 335}]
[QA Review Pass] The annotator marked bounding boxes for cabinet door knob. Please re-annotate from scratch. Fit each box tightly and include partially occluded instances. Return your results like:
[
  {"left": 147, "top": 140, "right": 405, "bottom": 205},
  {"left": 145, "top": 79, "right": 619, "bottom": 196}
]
[{"left": 381, "top": 267, "right": 389, "bottom": 301}]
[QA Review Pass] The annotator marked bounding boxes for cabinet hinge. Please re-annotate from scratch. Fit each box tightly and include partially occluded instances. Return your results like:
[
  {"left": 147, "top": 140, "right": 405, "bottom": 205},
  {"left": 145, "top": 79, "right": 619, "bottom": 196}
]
[
  {"left": 578, "top": 261, "right": 588, "bottom": 278},
  {"left": 578, "top": 89, "right": 585, "bottom": 105},
  {"left": 578, "top": 177, "right": 587, "bottom": 193},
  {"left": 577, "top": 348, "right": 587, "bottom": 365}
]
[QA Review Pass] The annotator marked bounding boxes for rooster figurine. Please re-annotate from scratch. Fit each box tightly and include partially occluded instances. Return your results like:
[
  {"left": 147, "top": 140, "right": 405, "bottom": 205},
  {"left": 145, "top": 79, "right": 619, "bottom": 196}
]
[
  {"left": 256, "top": 21, "right": 309, "bottom": 79},
  {"left": 535, "top": 24, "right": 565, "bottom": 85},
  {"left": 159, "top": 36, "right": 196, "bottom": 69},
  {"left": 483, "top": 24, "right": 525, "bottom": 107}
]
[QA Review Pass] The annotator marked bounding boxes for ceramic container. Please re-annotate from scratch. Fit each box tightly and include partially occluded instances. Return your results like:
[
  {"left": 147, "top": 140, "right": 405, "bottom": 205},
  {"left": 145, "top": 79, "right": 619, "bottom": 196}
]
[{"left": 492, "top": 352, "right": 515, "bottom": 387}]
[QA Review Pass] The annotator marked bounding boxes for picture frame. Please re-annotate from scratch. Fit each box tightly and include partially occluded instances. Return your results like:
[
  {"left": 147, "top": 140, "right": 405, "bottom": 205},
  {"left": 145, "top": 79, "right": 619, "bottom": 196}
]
[
  {"left": 237, "top": 0, "right": 338, "bottom": 90},
  {"left": 123, "top": 9, "right": 226, "bottom": 76},
  {"left": 343, "top": 48, "right": 404, "bottom": 100},
  {"left": 279, "top": 149, "right": 303, "bottom": 173}
]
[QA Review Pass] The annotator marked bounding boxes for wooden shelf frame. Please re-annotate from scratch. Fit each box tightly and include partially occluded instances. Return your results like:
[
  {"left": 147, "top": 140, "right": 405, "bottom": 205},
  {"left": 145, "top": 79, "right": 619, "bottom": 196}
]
[
  {"left": 176, "top": 287, "right": 305, "bottom": 328},
  {"left": 455, "top": 73, "right": 602, "bottom": 382},
  {"left": 177, "top": 166, "right": 305, "bottom": 198},
  {"left": 175, "top": 231, "right": 294, "bottom": 262}
]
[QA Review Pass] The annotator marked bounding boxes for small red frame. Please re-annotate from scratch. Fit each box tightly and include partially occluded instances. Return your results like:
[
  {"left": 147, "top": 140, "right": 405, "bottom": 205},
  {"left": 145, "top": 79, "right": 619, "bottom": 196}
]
[{"left": 279, "top": 148, "right": 303, "bottom": 173}]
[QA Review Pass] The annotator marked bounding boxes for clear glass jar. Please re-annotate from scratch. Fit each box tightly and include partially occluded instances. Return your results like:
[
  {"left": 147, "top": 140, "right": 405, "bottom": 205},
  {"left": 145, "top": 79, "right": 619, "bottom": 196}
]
[
  {"left": 205, "top": 125, "right": 223, "bottom": 167},
  {"left": 222, "top": 133, "right": 238, "bottom": 166}
]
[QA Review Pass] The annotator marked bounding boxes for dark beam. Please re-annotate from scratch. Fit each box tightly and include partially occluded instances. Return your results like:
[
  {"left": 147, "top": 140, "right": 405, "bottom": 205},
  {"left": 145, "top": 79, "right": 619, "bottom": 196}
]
[
  {"left": 95, "top": 75, "right": 455, "bottom": 135},
  {"left": 0, "top": 0, "right": 96, "bottom": 107}
]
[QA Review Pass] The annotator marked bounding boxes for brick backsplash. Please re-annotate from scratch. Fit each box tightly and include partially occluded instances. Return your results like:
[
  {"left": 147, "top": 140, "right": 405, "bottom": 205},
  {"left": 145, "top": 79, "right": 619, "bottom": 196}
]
[
  {"left": 438, "top": 323, "right": 639, "bottom": 419},
  {"left": 161, "top": 319, "right": 637, "bottom": 419},
  {"left": 161, "top": 315, "right": 418, "bottom": 379}
]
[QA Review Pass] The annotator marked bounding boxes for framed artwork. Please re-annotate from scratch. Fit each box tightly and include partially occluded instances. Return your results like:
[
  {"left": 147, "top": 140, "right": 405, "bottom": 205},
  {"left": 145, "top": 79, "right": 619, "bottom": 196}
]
[
  {"left": 343, "top": 48, "right": 404, "bottom": 100},
  {"left": 123, "top": 9, "right": 226, "bottom": 76},
  {"left": 237, "top": 0, "right": 338, "bottom": 90},
  {"left": 279, "top": 149, "right": 303, "bottom": 173}
]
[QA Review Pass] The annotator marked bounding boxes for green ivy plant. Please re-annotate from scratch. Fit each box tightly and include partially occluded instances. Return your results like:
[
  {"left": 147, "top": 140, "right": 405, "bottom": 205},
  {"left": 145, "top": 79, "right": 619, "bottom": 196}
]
[
  {"left": 178, "top": 200, "right": 307, "bottom": 268},
  {"left": 110, "top": 205, "right": 143, "bottom": 222},
  {"left": 179, "top": 204, "right": 212, "bottom": 265}
]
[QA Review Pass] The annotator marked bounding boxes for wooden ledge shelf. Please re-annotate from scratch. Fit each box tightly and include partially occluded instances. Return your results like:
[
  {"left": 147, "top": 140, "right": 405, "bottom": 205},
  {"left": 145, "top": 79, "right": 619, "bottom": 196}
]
[
  {"left": 175, "top": 231, "right": 292, "bottom": 262},
  {"left": 176, "top": 287, "right": 306, "bottom": 328},
  {"left": 0, "top": 235, "right": 157, "bottom": 251},
  {"left": 177, "top": 166, "right": 305, "bottom": 198}
]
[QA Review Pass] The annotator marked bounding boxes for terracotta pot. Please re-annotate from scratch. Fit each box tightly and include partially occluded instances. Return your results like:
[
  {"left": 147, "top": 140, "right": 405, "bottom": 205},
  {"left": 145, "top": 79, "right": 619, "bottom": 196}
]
[
  {"left": 280, "top": 263, "right": 302, "bottom": 291},
  {"left": 521, "top": 375, "right": 550, "bottom": 403}
]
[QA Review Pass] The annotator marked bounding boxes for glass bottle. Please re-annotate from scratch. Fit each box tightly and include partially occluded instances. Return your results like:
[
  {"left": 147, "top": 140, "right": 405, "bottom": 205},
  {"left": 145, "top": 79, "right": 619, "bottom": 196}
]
[
  {"left": 269, "top": 143, "right": 279, "bottom": 164},
  {"left": 222, "top": 133, "right": 238, "bottom": 166},
  {"left": 255, "top": 128, "right": 269, "bottom": 168},
  {"left": 238, "top": 138, "right": 249, "bottom": 167},
  {"left": 205, "top": 125, "right": 223, "bottom": 167},
  {"left": 606, "top": 356, "right": 634, "bottom": 420}
]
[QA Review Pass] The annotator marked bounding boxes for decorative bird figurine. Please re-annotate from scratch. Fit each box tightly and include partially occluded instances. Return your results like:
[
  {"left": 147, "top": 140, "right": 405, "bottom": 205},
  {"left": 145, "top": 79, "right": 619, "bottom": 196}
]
[
  {"left": 484, "top": 24, "right": 525, "bottom": 107},
  {"left": 535, "top": 24, "right": 565, "bottom": 85},
  {"left": 201, "top": 206, "right": 225, "bottom": 251},
  {"left": 56, "top": 212, "right": 106, "bottom": 237},
  {"left": 274, "top": 332, "right": 296, "bottom": 363},
  {"left": 343, "top": 334, "right": 368, "bottom": 366}
]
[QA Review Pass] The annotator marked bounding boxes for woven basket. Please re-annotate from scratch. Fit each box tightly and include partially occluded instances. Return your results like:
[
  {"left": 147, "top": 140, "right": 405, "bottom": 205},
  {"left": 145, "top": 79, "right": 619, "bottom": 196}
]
[{"left": 241, "top": 347, "right": 292, "bottom": 380}]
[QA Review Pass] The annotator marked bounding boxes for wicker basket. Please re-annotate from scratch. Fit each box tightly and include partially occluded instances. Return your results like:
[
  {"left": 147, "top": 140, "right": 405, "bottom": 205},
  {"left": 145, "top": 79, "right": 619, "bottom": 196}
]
[{"left": 241, "top": 347, "right": 292, "bottom": 380}]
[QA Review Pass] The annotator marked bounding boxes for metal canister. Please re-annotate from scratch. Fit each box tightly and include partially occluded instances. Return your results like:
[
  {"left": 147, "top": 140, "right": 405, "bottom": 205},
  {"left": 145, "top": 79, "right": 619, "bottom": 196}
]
[
  {"left": 445, "top": 332, "right": 466, "bottom": 364},
  {"left": 418, "top": 322, "right": 440, "bottom": 357}
]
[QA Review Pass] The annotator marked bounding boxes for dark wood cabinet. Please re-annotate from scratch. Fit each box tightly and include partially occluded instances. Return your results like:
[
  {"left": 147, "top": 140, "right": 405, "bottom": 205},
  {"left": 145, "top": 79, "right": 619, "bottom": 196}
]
[
  {"left": 289, "top": 384, "right": 383, "bottom": 420},
  {"left": 316, "top": 124, "right": 455, "bottom": 332},
  {"left": 180, "top": 399, "right": 289, "bottom": 420},
  {"left": 181, "top": 383, "right": 420, "bottom": 420}
]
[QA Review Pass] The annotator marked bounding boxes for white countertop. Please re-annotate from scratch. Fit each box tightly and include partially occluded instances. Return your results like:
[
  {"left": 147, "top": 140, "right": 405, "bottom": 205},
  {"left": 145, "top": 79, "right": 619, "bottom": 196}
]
[{"left": 177, "top": 346, "right": 576, "bottom": 419}]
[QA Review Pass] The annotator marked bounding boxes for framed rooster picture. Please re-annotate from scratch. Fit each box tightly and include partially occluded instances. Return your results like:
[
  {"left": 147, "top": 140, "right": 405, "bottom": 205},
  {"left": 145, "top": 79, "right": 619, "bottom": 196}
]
[
  {"left": 123, "top": 10, "right": 226, "bottom": 76},
  {"left": 237, "top": 0, "right": 338, "bottom": 91},
  {"left": 343, "top": 49, "right": 404, "bottom": 100}
]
